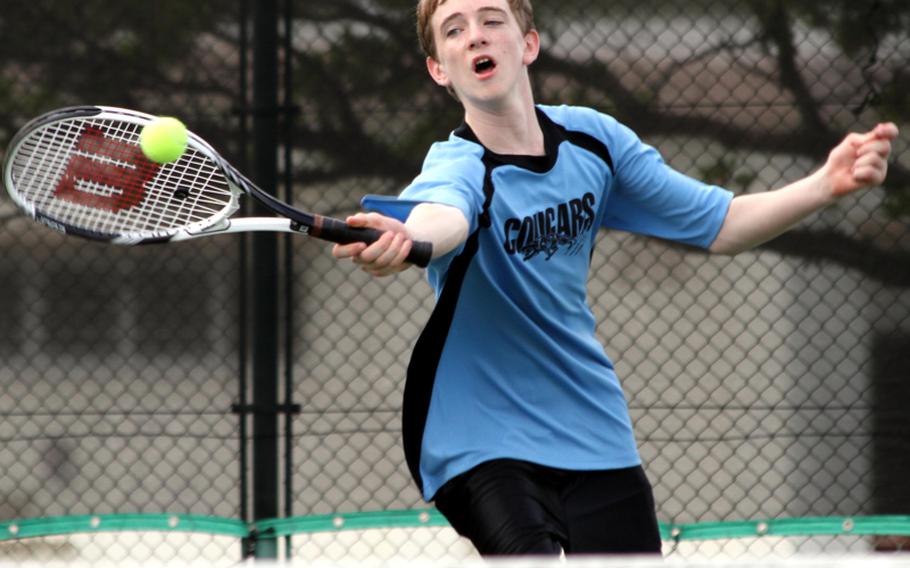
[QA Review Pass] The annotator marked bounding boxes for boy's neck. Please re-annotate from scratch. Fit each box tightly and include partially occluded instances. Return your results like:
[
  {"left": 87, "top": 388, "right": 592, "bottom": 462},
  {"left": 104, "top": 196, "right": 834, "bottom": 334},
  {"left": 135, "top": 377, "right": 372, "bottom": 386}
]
[{"left": 463, "top": 96, "right": 544, "bottom": 156}]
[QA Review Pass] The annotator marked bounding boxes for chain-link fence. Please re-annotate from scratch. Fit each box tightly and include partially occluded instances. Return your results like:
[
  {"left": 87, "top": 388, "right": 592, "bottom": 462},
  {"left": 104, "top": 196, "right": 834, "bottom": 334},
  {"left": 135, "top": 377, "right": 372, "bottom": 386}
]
[
  {"left": 2, "top": 0, "right": 910, "bottom": 564},
  {"left": 0, "top": 1, "right": 248, "bottom": 563}
]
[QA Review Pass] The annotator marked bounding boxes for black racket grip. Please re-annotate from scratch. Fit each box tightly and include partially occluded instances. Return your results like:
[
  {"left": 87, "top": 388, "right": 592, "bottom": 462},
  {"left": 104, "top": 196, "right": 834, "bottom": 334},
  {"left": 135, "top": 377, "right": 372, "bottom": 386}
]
[{"left": 315, "top": 216, "right": 433, "bottom": 268}]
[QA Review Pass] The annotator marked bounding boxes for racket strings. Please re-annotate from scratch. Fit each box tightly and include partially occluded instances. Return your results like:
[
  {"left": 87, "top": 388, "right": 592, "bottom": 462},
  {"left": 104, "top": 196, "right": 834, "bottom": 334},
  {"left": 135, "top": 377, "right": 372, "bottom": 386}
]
[{"left": 9, "top": 117, "right": 235, "bottom": 237}]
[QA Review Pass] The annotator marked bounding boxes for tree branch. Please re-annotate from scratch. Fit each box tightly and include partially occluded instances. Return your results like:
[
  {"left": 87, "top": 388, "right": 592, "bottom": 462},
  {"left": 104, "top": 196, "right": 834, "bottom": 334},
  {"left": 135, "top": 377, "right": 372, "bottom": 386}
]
[
  {"left": 532, "top": 52, "right": 910, "bottom": 191},
  {"left": 758, "top": 229, "right": 910, "bottom": 287},
  {"left": 759, "top": 0, "right": 828, "bottom": 153}
]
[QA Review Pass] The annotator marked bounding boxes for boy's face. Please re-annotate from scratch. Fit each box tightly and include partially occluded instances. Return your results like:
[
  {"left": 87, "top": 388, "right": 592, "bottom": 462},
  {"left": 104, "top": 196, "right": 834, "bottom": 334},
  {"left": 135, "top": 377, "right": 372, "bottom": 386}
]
[{"left": 425, "top": 0, "right": 539, "bottom": 107}]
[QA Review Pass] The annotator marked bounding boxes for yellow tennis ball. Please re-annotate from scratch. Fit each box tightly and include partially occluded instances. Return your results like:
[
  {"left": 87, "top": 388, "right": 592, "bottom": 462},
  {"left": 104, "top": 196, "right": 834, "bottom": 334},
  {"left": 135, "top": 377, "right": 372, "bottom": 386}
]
[{"left": 139, "top": 117, "right": 188, "bottom": 163}]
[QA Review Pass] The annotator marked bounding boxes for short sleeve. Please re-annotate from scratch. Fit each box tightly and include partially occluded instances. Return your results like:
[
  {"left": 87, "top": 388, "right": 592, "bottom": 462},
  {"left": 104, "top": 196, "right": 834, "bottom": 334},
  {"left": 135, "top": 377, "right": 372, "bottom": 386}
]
[
  {"left": 399, "top": 138, "right": 487, "bottom": 236},
  {"left": 601, "top": 119, "right": 733, "bottom": 249}
]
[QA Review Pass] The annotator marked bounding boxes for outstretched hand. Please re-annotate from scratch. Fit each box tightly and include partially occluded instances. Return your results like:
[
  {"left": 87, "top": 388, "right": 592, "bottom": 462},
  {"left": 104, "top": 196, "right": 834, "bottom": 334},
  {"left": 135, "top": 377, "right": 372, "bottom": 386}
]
[
  {"left": 331, "top": 213, "right": 414, "bottom": 277},
  {"left": 825, "top": 122, "right": 899, "bottom": 198}
]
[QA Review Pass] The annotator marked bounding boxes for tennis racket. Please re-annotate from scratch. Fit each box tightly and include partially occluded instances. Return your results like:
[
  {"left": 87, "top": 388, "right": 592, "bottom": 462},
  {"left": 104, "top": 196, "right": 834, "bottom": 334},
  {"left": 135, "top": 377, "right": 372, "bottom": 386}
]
[{"left": 1, "top": 105, "right": 432, "bottom": 267}]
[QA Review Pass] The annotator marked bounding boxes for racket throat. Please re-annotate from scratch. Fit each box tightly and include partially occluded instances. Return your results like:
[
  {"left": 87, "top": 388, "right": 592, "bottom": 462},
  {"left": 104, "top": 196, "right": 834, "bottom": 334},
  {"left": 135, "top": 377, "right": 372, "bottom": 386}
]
[{"left": 289, "top": 221, "right": 311, "bottom": 235}]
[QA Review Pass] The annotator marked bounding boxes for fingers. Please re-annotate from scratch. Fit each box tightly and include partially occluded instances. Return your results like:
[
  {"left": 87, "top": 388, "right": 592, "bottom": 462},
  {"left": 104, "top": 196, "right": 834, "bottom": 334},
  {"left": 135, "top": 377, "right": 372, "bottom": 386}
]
[
  {"left": 851, "top": 123, "right": 899, "bottom": 157},
  {"left": 827, "top": 123, "right": 899, "bottom": 196},
  {"left": 855, "top": 123, "right": 899, "bottom": 146},
  {"left": 331, "top": 241, "right": 367, "bottom": 261},
  {"left": 358, "top": 236, "right": 413, "bottom": 277},
  {"left": 330, "top": 214, "right": 415, "bottom": 277},
  {"left": 873, "top": 122, "right": 899, "bottom": 141},
  {"left": 852, "top": 149, "right": 889, "bottom": 185},
  {"left": 850, "top": 123, "right": 897, "bottom": 185},
  {"left": 331, "top": 214, "right": 375, "bottom": 260},
  {"left": 857, "top": 137, "right": 893, "bottom": 160}
]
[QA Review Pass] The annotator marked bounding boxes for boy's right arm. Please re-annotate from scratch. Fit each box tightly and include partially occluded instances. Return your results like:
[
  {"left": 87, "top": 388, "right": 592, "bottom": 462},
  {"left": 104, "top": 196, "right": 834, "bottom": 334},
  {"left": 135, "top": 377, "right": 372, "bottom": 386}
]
[{"left": 332, "top": 203, "right": 469, "bottom": 277}]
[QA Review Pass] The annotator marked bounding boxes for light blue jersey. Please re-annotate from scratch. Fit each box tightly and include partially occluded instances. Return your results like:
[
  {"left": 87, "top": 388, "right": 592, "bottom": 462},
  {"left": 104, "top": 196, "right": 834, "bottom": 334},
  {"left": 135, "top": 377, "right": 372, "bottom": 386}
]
[{"left": 376, "top": 105, "right": 732, "bottom": 501}]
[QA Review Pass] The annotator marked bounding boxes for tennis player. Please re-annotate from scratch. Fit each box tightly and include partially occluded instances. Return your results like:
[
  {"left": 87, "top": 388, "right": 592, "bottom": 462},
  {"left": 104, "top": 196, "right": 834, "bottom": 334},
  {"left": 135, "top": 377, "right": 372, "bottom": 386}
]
[{"left": 333, "top": 0, "right": 898, "bottom": 556}]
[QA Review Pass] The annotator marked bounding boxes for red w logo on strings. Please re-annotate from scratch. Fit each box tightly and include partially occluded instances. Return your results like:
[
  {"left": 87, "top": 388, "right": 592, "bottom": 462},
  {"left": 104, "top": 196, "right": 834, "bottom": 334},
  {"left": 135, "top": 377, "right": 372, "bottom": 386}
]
[{"left": 54, "top": 126, "right": 161, "bottom": 211}]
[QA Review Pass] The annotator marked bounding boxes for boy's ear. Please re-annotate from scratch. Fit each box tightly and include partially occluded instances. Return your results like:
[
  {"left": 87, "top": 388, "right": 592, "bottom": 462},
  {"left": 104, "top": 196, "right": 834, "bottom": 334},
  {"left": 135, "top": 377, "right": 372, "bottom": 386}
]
[
  {"left": 426, "top": 56, "right": 451, "bottom": 88},
  {"left": 523, "top": 29, "right": 540, "bottom": 66}
]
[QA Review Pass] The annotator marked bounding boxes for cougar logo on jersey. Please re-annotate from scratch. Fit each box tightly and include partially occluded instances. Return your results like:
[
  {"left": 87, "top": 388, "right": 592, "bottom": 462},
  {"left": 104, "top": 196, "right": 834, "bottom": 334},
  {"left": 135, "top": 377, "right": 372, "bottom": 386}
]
[{"left": 502, "top": 192, "right": 596, "bottom": 261}]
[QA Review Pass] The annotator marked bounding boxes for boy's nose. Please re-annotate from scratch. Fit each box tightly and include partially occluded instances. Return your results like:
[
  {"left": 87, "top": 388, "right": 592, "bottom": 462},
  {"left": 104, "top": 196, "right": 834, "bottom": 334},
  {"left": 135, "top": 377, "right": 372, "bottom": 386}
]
[{"left": 467, "top": 24, "right": 489, "bottom": 48}]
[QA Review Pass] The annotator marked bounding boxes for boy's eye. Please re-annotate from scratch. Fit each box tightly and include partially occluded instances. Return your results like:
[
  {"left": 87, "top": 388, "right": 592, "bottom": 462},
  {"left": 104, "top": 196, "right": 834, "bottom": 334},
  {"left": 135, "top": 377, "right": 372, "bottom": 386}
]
[
  {"left": 485, "top": 19, "right": 503, "bottom": 26},
  {"left": 445, "top": 26, "right": 462, "bottom": 37}
]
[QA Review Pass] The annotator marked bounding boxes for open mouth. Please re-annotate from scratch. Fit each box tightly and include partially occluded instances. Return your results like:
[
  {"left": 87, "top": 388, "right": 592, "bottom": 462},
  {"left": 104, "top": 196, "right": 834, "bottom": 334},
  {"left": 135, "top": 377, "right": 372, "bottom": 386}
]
[{"left": 473, "top": 56, "right": 497, "bottom": 75}]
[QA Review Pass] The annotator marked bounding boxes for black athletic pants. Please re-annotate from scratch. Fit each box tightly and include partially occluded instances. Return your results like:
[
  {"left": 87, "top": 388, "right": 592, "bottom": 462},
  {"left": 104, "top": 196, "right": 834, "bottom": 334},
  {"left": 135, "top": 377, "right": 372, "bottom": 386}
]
[{"left": 433, "top": 459, "right": 663, "bottom": 556}]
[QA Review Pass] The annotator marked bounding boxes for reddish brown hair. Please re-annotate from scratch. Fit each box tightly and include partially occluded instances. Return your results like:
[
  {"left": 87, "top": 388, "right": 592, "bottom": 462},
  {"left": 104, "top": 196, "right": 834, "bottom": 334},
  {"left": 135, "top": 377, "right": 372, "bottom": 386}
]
[{"left": 416, "top": 0, "right": 535, "bottom": 60}]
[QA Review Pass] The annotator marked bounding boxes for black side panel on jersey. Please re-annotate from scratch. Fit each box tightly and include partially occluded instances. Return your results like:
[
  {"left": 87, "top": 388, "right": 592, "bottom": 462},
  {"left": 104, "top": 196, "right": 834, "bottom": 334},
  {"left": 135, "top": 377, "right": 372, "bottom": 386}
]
[{"left": 402, "top": 126, "right": 495, "bottom": 495}]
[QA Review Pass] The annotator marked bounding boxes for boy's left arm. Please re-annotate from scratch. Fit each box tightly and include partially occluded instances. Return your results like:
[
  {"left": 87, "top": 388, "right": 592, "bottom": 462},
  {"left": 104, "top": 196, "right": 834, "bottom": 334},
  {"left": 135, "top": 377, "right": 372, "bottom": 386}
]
[{"left": 709, "top": 123, "right": 899, "bottom": 255}]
